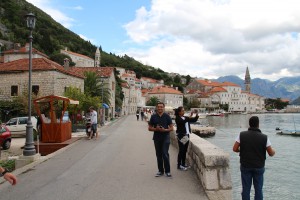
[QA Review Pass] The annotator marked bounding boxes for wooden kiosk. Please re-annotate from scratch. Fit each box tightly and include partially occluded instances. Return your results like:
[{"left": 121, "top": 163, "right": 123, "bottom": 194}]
[{"left": 33, "top": 95, "right": 79, "bottom": 143}]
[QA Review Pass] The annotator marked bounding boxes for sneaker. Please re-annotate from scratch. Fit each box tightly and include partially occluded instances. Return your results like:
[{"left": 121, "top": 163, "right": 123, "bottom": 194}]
[
  {"left": 166, "top": 173, "right": 172, "bottom": 178},
  {"left": 155, "top": 172, "right": 163, "bottom": 177},
  {"left": 178, "top": 165, "right": 187, "bottom": 171},
  {"left": 182, "top": 165, "right": 191, "bottom": 169}
]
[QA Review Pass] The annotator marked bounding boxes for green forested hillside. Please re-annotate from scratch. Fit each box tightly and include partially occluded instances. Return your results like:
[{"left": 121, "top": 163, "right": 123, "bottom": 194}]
[{"left": 0, "top": 0, "right": 188, "bottom": 88}]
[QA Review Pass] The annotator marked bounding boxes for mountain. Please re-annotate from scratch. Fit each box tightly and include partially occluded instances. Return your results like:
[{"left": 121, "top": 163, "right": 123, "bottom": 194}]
[
  {"left": 0, "top": 0, "right": 177, "bottom": 86},
  {"left": 215, "top": 76, "right": 300, "bottom": 101}
]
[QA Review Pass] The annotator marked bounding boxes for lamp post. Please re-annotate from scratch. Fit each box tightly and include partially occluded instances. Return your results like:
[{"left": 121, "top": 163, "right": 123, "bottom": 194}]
[
  {"left": 23, "top": 13, "right": 36, "bottom": 156},
  {"left": 100, "top": 76, "right": 105, "bottom": 126}
]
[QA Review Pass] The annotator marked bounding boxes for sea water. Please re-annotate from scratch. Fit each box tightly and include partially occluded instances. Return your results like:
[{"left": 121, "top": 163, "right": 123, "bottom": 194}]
[{"left": 202, "top": 113, "right": 300, "bottom": 200}]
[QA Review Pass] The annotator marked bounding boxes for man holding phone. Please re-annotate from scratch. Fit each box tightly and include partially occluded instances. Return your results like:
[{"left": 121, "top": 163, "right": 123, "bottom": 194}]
[{"left": 148, "top": 102, "right": 174, "bottom": 178}]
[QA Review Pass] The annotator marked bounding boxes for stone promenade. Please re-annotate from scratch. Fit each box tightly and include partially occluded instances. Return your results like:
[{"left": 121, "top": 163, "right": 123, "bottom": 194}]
[{"left": 0, "top": 115, "right": 208, "bottom": 200}]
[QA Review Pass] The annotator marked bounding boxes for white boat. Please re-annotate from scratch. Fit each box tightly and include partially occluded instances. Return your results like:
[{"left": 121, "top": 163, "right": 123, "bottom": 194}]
[{"left": 276, "top": 129, "right": 300, "bottom": 136}]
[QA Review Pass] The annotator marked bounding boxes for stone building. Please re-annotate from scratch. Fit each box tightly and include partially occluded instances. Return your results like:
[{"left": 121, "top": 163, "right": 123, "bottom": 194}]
[
  {"left": 147, "top": 85, "right": 183, "bottom": 109},
  {"left": 68, "top": 67, "right": 116, "bottom": 118},
  {"left": 0, "top": 58, "right": 84, "bottom": 101},
  {"left": 60, "top": 47, "right": 95, "bottom": 67}
]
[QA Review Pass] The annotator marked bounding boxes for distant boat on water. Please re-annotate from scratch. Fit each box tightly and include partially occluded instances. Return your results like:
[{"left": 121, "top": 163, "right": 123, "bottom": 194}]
[{"left": 276, "top": 129, "right": 300, "bottom": 136}]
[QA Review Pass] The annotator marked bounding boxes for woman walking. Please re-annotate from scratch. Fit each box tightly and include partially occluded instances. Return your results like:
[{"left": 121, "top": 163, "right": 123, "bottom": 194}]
[{"left": 175, "top": 107, "right": 199, "bottom": 170}]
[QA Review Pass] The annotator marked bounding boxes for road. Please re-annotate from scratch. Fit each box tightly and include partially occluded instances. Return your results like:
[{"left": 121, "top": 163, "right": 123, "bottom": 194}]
[{"left": 0, "top": 115, "right": 208, "bottom": 200}]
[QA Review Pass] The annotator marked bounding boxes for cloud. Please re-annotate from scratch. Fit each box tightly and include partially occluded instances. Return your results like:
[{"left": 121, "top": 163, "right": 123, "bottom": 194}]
[
  {"left": 124, "top": 0, "right": 300, "bottom": 81},
  {"left": 78, "top": 34, "right": 95, "bottom": 43},
  {"left": 27, "top": 0, "right": 76, "bottom": 28}
]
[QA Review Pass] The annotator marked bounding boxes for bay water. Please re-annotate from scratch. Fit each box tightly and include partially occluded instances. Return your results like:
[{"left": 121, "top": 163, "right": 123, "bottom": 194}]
[{"left": 201, "top": 113, "right": 300, "bottom": 200}]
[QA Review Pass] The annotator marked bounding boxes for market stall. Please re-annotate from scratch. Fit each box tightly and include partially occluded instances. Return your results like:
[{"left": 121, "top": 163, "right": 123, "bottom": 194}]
[{"left": 33, "top": 95, "right": 79, "bottom": 143}]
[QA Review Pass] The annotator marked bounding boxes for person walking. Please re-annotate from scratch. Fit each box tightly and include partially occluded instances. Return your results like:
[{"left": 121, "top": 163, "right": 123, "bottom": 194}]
[
  {"left": 0, "top": 166, "right": 17, "bottom": 186},
  {"left": 88, "top": 106, "right": 98, "bottom": 140},
  {"left": 233, "top": 116, "right": 275, "bottom": 200},
  {"left": 140, "top": 110, "right": 145, "bottom": 121},
  {"left": 136, "top": 110, "right": 140, "bottom": 121},
  {"left": 148, "top": 102, "right": 174, "bottom": 178},
  {"left": 175, "top": 107, "right": 199, "bottom": 171}
]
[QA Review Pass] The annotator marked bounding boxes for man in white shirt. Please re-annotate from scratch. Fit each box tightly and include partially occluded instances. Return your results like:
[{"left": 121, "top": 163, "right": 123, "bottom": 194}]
[{"left": 89, "top": 106, "right": 98, "bottom": 140}]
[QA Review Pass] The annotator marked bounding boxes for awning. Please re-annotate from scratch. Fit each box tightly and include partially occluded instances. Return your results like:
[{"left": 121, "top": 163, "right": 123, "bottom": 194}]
[{"left": 102, "top": 103, "right": 109, "bottom": 109}]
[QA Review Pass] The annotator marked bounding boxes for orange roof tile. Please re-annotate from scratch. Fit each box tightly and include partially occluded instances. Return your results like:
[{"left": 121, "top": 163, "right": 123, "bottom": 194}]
[
  {"left": 69, "top": 67, "right": 114, "bottom": 78},
  {"left": 0, "top": 58, "right": 84, "bottom": 79},
  {"left": 220, "top": 82, "right": 240, "bottom": 87},
  {"left": 4, "top": 44, "right": 49, "bottom": 58},
  {"left": 196, "top": 79, "right": 221, "bottom": 87},
  {"left": 61, "top": 49, "right": 93, "bottom": 60},
  {"left": 148, "top": 86, "right": 183, "bottom": 95},
  {"left": 210, "top": 87, "right": 227, "bottom": 93}
]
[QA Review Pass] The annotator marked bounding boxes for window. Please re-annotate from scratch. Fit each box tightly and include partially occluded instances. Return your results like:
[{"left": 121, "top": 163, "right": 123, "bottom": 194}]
[
  {"left": 32, "top": 85, "right": 39, "bottom": 95},
  {"left": 11, "top": 85, "right": 18, "bottom": 96},
  {"left": 18, "top": 118, "right": 27, "bottom": 125}
]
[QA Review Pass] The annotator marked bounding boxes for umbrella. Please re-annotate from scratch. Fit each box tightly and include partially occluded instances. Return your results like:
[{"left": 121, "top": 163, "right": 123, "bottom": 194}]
[{"left": 102, "top": 103, "right": 109, "bottom": 109}]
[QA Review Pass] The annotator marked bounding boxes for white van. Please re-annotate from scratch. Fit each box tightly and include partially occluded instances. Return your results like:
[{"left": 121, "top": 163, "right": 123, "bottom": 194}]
[{"left": 5, "top": 117, "right": 38, "bottom": 137}]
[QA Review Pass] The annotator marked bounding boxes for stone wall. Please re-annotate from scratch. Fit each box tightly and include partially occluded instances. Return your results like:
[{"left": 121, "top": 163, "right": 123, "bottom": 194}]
[
  {"left": 0, "top": 71, "right": 84, "bottom": 100},
  {"left": 170, "top": 131, "right": 232, "bottom": 200}
]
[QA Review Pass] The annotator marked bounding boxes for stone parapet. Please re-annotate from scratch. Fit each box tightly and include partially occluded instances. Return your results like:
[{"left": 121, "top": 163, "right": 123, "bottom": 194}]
[{"left": 170, "top": 130, "right": 232, "bottom": 200}]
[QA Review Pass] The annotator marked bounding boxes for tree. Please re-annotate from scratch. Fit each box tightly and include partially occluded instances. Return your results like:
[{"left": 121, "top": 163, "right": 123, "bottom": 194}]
[
  {"left": 146, "top": 96, "right": 159, "bottom": 106},
  {"left": 50, "top": 53, "right": 75, "bottom": 66}
]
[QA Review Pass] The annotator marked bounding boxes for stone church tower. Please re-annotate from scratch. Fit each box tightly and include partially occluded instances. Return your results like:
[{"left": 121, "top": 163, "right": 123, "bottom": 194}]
[
  {"left": 244, "top": 66, "right": 251, "bottom": 93},
  {"left": 95, "top": 47, "right": 100, "bottom": 67}
]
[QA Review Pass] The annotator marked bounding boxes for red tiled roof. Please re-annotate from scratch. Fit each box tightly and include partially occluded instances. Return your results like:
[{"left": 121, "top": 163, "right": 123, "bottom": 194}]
[
  {"left": 69, "top": 67, "right": 114, "bottom": 78},
  {"left": 121, "top": 82, "right": 130, "bottom": 88},
  {"left": 0, "top": 58, "right": 84, "bottom": 78},
  {"left": 141, "top": 77, "right": 161, "bottom": 83},
  {"left": 210, "top": 87, "right": 227, "bottom": 93},
  {"left": 196, "top": 79, "right": 221, "bottom": 87},
  {"left": 220, "top": 82, "right": 240, "bottom": 87},
  {"left": 61, "top": 49, "right": 93, "bottom": 60},
  {"left": 148, "top": 86, "right": 183, "bottom": 95},
  {"left": 4, "top": 44, "right": 49, "bottom": 58}
]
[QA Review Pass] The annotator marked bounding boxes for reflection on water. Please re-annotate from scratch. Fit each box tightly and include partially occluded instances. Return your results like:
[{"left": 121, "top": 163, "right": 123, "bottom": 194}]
[{"left": 203, "top": 113, "right": 300, "bottom": 200}]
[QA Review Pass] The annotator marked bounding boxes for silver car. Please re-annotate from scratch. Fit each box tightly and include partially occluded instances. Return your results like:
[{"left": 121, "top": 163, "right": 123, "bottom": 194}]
[{"left": 5, "top": 117, "right": 38, "bottom": 137}]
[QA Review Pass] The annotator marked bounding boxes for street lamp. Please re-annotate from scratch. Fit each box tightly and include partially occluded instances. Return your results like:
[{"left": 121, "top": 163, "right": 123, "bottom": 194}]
[
  {"left": 100, "top": 76, "right": 105, "bottom": 126},
  {"left": 23, "top": 13, "right": 36, "bottom": 156}
]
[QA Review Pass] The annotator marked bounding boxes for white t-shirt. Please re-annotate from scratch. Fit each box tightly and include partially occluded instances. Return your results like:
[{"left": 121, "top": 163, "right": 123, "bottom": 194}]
[
  {"left": 181, "top": 116, "right": 191, "bottom": 135},
  {"left": 90, "top": 110, "right": 97, "bottom": 124},
  {"left": 235, "top": 133, "right": 271, "bottom": 147}
]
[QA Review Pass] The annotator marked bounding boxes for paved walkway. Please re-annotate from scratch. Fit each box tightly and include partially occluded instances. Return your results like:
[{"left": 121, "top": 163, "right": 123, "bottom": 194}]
[{"left": 0, "top": 115, "right": 208, "bottom": 200}]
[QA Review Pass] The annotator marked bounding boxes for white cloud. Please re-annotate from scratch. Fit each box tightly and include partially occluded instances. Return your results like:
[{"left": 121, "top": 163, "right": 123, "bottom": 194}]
[
  {"left": 124, "top": 0, "right": 300, "bottom": 81},
  {"left": 78, "top": 34, "right": 95, "bottom": 43},
  {"left": 27, "top": 0, "right": 75, "bottom": 28}
]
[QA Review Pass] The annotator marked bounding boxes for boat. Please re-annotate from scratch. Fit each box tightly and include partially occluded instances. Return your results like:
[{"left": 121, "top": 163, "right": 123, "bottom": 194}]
[
  {"left": 276, "top": 129, "right": 300, "bottom": 136},
  {"left": 207, "top": 113, "right": 224, "bottom": 116}
]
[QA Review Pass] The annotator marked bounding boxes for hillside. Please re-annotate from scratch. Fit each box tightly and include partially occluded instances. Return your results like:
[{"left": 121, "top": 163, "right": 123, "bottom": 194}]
[
  {"left": 0, "top": 0, "right": 178, "bottom": 86},
  {"left": 215, "top": 76, "right": 300, "bottom": 101}
]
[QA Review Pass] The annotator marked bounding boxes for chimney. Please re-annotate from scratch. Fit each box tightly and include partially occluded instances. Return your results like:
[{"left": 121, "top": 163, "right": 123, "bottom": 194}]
[
  {"left": 64, "top": 58, "right": 70, "bottom": 70},
  {"left": 14, "top": 43, "right": 21, "bottom": 50},
  {"left": 65, "top": 47, "right": 68, "bottom": 51},
  {"left": 175, "top": 87, "right": 178, "bottom": 90}
]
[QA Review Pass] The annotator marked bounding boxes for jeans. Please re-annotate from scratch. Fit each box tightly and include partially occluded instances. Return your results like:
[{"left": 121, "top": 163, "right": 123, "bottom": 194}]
[
  {"left": 154, "top": 138, "right": 170, "bottom": 173},
  {"left": 240, "top": 166, "right": 265, "bottom": 200},
  {"left": 177, "top": 139, "right": 189, "bottom": 167}
]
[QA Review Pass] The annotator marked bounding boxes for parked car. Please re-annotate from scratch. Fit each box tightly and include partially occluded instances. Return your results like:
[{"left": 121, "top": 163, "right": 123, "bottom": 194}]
[
  {"left": 5, "top": 116, "right": 37, "bottom": 137},
  {"left": 0, "top": 125, "right": 12, "bottom": 150}
]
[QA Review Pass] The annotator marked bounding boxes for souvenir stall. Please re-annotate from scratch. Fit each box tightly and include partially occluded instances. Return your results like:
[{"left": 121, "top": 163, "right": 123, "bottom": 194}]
[{"left": 33, "top": 95, "right": 79, "bottom": 143}]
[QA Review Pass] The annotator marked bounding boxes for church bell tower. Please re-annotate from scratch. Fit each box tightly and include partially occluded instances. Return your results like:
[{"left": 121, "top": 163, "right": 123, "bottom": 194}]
[
  {"left": 244, "top": 66, "right": 251, "bottom": 93},
  {"left": 95, "top": 47, "right": 100, "bottom": 67}
]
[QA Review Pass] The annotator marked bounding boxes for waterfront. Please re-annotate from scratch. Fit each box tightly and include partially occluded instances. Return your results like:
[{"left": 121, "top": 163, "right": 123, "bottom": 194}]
[{"left": 202, "top": 113, "right": 300, "bottom": 200}]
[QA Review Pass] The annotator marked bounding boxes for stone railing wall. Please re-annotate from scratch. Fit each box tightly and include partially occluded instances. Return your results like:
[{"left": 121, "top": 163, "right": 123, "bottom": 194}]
[{"left": 170, "top": 131, "right": 232, "bottom": 200}]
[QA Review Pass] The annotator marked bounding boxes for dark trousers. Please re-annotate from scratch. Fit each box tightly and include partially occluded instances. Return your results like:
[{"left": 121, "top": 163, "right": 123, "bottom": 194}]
[
  {"left": 177, "top": 139, "right": 189, "bottom": 167},
  {"left": 154, "top": 139, "right": 170, "bottom": 173}
]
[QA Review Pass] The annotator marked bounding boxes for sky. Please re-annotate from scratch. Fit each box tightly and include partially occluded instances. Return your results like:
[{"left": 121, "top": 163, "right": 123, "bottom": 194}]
[{"left": 26, "top": 0, "right": 300, "bottom": 81}]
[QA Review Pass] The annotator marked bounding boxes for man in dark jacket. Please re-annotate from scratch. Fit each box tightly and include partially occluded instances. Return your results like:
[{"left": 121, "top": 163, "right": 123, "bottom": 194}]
[
  {"left": 233, "top": 116, "right": 275, "bottom": 200},
  {"left": 148, "top": 102, "right": 174, "bottom": 178}
]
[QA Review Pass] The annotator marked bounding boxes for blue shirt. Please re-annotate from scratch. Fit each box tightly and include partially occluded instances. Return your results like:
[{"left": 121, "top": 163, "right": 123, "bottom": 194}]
[{"left": 149, "top": 113, "right": 173, "bottom": 141}]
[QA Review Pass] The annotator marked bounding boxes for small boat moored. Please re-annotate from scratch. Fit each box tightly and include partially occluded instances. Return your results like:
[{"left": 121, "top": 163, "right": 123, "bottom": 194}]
[{"left": 276, "top": 129, "right": 300, "bottom": 136}]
